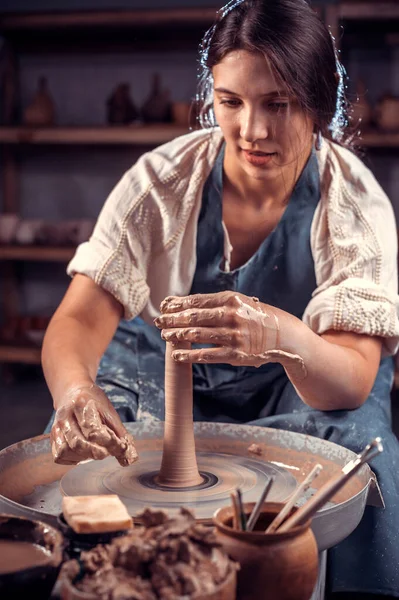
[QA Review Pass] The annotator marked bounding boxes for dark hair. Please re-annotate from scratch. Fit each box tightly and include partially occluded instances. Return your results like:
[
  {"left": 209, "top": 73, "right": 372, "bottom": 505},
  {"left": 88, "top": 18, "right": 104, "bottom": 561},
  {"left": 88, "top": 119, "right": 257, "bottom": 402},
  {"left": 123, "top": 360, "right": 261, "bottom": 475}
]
[{"left": 197, "top": 0, "right": 352, "bottom": 148}]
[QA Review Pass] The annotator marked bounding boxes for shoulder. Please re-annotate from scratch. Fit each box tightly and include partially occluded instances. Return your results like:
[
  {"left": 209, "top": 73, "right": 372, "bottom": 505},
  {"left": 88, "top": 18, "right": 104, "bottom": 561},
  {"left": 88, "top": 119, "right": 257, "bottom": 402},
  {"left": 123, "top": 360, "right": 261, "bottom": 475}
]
[
  {"left": 125, "top": 127, "right": 224, "bottom": 188},
  {"left": 311, "top": 137, "right": 397, "bottom": 290},
  {"left": 317, "top": 139, "right": 391, "bottom": 211}
]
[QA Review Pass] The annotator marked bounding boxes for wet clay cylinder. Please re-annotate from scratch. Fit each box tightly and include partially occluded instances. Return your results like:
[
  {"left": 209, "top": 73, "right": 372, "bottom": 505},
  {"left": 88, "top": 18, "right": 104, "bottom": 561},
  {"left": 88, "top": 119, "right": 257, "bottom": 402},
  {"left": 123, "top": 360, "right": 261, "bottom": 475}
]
[{"left": 157, "top": 341, "right": 203, "bottom": 487}]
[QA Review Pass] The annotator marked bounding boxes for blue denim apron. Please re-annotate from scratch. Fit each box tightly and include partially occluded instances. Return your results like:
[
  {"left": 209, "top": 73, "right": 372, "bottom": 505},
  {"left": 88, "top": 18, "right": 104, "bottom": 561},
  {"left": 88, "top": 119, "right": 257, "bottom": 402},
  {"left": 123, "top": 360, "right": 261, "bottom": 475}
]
[{"left": 97, "top": 147, "right": 399, "bottom": 597}]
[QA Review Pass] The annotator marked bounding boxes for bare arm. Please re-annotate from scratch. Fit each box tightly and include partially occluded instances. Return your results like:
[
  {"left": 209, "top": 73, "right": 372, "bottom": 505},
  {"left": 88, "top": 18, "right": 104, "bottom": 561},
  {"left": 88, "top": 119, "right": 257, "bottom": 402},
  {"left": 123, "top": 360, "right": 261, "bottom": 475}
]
[
  {"left": 42, "top": 273, "right": 123, "bottom": 406},
  {"left": 274, "top": 315, "right": 382, "bottom": 410},
  {"left": 42, "top": 274, "right": 138, "bottom": 466}
]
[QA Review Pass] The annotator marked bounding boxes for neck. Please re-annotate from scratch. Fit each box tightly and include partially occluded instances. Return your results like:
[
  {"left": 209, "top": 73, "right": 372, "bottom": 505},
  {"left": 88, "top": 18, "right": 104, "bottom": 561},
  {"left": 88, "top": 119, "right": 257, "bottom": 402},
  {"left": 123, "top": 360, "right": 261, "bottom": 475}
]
[{"left": 223, "top": 145, "right": 312, "bottom": 209}]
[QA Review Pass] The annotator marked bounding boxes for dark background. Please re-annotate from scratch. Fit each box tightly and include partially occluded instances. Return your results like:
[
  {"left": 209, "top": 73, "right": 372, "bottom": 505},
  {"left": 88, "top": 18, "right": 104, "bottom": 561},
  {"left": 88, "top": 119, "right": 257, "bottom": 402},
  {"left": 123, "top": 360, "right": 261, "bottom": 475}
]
[{"left": 0, "top": 0, "right": 398, "bottom": 449}]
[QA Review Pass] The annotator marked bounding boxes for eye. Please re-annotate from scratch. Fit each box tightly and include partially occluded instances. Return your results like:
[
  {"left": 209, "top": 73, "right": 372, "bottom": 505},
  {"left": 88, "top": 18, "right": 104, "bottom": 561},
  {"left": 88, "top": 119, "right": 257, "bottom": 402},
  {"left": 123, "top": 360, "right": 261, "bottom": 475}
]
[
  {"left": 219, "top": 98, "right": 242, "bottom": 108},
  {"left": 268, "top": 102, "right": 289, "bottom": 112}
]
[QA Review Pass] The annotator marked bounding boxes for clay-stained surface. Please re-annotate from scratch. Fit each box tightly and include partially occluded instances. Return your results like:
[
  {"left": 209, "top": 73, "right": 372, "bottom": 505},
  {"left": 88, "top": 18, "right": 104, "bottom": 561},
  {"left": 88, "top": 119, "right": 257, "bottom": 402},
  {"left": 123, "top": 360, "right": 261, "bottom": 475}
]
[{"left": 0, "top": 422, "right": 379, "bottom": 551}]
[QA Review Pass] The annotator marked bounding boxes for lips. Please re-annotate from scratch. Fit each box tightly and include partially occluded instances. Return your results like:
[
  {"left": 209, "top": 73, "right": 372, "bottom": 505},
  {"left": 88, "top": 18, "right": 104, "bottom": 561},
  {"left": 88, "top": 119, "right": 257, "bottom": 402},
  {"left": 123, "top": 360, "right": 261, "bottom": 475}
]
[{"left": 241, "top": 149, "right": 277, "bottom": 167}]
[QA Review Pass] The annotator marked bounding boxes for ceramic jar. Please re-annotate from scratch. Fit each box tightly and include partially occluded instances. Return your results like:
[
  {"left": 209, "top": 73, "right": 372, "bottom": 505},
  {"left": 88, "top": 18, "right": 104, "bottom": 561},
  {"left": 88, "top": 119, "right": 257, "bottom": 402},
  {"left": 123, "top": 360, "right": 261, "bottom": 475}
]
[
  {"left": 350, "top": 79, "right": 373, "bottom": 130},
  {"left": 213, "top": 502, "right": 318, "bottom": 600},
  {"left": 375, "top": 94, "right": 399, "bottom": 131}
]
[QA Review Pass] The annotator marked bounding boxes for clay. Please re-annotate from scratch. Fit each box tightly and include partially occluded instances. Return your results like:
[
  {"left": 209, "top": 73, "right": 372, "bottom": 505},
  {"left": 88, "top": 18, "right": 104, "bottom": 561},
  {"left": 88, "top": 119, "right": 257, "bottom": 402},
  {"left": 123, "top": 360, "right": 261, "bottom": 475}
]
[
  {"left": 0, "top": 540, "right": 51, "bottom": 574},
  {"left": 156, "top": 292, "right": 307, "bottom": 379},
  {"left": 51, "top": 385, "right": 138, "bottom": 467},
  {"left": 247, "top": 443, "right": 263, "bottom": 456},
  {"left": 60, "top": 507, "right": 238, "bottom": 600},
  {"left": 213, "top": 502, "right": 318, "bottom": 600},
  {"left": 157, "top": 342, "right": 203, "bottom": 487}
]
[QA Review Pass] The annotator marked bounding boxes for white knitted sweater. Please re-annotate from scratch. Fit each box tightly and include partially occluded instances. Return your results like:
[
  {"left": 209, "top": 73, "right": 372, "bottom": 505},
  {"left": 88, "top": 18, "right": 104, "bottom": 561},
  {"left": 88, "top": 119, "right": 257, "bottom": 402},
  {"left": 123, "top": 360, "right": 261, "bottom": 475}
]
[{"left": 68, "top": 128, "right": 399, "bottom": 355}]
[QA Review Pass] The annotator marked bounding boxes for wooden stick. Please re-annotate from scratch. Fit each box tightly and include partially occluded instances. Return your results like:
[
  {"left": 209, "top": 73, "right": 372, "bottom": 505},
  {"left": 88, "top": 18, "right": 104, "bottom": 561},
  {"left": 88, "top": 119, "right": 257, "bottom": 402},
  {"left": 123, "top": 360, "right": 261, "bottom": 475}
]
[
  {"left": 246, "top": 477, "right": 274, "bottom": 532},
  {"left": 265, "top": 465, "right": 322, "bottom": 533}
]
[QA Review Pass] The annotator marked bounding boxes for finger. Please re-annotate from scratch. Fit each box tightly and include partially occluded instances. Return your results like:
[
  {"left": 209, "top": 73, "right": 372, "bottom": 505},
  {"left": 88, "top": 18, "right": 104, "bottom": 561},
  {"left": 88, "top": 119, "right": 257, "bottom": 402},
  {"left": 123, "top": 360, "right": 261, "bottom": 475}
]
[
  {"left": 74, "top": 398, "right": 127, "bottom": 458},
  {"left": 155, "top": 306, "right": 235, "bottom": 329},
  {"left": 171, "top": 347, "right": 248, "bottom": 365},
  {"left": 161, "top": 326, "right": 238, "bottom": 347},
  {"left": 59, "top": 411, "right": 109, "bottom": 462},
  {"left": 51, "top": 423, "right": 83, "bottom": 465},
  {"left": 160, "top": 293, "right": 230, "bottom": 314}
]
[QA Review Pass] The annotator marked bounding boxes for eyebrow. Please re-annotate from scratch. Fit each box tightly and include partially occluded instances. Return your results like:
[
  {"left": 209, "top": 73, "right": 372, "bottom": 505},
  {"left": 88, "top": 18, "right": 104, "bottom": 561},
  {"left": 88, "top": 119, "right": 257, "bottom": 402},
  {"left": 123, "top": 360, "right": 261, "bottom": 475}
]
[{"left": 214, "top": 87, "right": 287, "bottom": 97}]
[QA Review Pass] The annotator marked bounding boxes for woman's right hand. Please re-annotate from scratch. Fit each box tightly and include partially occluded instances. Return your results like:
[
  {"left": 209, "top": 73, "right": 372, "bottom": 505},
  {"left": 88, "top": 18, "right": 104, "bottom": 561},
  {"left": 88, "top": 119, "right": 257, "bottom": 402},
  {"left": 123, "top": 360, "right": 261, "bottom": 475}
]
[{"left": 50, "top": 384, "right": 138, "bottom": 467}]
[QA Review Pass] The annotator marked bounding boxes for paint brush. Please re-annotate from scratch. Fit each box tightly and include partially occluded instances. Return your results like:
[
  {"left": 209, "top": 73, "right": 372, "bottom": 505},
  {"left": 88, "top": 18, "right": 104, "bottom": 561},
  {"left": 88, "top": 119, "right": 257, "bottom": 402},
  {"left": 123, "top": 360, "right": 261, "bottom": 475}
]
[
  {"left": 236, "top": 488, "right": 247, "bottom": 531},
  {"left": 278, "top": 438, "right": 383, "bottom": 533},
  {"left": 265, "top": 464, "right": 322, "bottom": 533},
  {"left": 230, "top": 492, "right": 240, "bottom": 530},
  {"left": 246, "top": 476, "right": 274, "bottom": 532}
]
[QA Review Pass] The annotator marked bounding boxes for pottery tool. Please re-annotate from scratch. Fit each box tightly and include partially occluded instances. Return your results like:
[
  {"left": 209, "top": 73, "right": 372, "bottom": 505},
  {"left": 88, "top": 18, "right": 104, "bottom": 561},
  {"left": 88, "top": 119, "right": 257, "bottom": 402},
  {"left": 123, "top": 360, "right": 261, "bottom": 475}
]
[
  {"left": 246, "top": 476, "right": 274, "bottom": 532},
  {"left": 265, "top": 464, "right": 322, "bottom": 533},
  {"left": 230, "top": 492, "right": 240, "bottom": 529},
  {"left": 236, "top": 488, "right": 247, "bottom": 530},
  {"left": 278, "top": 438, "right": 383, "bottom": 532}
]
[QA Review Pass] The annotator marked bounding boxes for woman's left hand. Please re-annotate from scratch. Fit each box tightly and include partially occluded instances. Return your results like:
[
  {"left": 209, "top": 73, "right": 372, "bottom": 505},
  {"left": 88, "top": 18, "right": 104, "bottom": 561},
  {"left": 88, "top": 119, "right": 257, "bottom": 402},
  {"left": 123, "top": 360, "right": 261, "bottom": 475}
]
[{"left": 154, "top": 291, "right": 281, "bottom": 367}]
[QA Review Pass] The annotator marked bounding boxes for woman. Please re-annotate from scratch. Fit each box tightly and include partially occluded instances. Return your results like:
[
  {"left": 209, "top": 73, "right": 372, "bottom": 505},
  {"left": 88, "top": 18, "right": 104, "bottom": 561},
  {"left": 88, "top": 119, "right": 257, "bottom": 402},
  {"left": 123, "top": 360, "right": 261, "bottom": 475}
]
[{"left": 43, "top": 0, "right": 399, "bottom": 597}]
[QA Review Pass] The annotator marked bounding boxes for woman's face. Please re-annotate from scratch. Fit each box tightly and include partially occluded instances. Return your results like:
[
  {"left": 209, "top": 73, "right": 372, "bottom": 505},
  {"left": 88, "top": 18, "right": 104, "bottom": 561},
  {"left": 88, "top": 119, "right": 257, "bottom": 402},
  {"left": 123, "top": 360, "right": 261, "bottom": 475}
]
[{"left": 212, "top": 50, "right": 314, "bottom": 183}]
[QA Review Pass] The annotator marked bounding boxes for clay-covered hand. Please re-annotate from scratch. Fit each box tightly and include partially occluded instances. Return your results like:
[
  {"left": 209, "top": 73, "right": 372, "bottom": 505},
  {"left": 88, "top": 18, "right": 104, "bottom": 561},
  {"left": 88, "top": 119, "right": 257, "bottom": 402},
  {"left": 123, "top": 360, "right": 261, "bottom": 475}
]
[
  {"left": 50, "top": 384, "right": 138, "bottom": 467},
  {"left": 155, "top": 291, "right": 282, "bottom": 368}
]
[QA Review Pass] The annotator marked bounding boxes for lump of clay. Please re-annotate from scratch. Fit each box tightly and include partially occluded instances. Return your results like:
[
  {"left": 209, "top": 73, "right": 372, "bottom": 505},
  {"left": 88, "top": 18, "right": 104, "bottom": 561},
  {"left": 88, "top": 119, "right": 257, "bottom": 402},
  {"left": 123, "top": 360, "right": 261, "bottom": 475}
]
[{"left": 61, "top": 507, "right": 238, "bottom": 600}]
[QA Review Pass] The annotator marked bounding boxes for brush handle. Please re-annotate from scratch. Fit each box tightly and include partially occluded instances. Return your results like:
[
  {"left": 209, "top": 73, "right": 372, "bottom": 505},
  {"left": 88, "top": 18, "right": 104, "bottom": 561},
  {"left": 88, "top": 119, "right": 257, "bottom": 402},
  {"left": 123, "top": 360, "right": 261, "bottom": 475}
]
[{"left": 278, "top": 462, "right": 363, "bottom": 532}]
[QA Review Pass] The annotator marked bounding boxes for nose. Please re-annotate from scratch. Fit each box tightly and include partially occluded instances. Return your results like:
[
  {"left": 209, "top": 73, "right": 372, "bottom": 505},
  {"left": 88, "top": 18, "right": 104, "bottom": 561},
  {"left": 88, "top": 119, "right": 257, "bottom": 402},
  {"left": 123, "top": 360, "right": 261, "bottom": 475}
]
[{"left": 240, "top": 107, "right": 269, "bottom": 143}]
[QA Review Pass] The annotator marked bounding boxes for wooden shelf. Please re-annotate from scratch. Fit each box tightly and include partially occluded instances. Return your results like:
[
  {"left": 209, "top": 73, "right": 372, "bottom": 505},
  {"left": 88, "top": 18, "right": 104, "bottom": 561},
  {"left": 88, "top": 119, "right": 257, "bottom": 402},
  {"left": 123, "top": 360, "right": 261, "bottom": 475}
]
[
  {"left": 0, "top": 246, "right": 76, "bottom": 262},
  {"left": 0, "top": 344, "right": 41, "bottom": 365},
  {"left": 0, "top": 125, "right": 190, "bottom": 146},
  {"left": 0, "top": 127, "right": 397, "bottom": 148},
  {"left": 0, "top": 8, "right": 218, "bottom": 32},
  {"left": 337, "top": 2, "right": 399, "bottom": 21}
]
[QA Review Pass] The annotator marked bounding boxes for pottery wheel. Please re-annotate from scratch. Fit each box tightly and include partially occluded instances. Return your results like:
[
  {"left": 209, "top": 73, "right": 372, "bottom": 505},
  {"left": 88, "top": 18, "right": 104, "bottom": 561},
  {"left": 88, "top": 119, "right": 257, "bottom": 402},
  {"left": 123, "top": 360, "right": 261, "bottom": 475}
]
[
  {"left": 0, "top": 422, "right": 381, "bottom": 551},
  {"left": 60, "top": 450, "right": 297, "bottom": 521}
]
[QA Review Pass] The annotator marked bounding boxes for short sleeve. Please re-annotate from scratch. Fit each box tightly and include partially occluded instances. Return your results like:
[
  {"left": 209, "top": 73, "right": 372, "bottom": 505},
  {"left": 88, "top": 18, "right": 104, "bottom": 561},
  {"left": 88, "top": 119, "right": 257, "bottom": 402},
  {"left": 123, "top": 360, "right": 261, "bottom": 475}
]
[
  {"left": 303, "top": 148, "right": 399, "bottom": 355},
  {"left": 67, "top": 163, "right": 151, "bottom": 320}
]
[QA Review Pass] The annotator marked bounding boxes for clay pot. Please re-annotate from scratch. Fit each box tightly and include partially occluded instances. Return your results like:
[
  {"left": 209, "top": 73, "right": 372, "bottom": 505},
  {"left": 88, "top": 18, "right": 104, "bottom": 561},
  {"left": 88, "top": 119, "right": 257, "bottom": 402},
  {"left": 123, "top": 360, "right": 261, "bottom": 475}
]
[
  {"left": 0, "top": 514, "right": 64, "bottom": 599},
  {"left": 106, "top": 83, "right": 139, "bottom": 125},
  {"left": 141, "top": 73, "right": 171, "bottom": 123},
  {"left": 23, "top": 76, "right": 55, "bottom": 127},
  {"left": 374, "top": 94, "right": 399, "bottom": 132},
  {"left": 171, "top": 101, "right": 191, "bottom": 126},
  {"left": 59, "top": 561, "right": 237, "bottom": 600},
  {"left": 0, "top": 214, "right": 19, "bottom": 244},
  {"left": 213, "top": 502, "right": 318, "bottom": 600},
  {"left": 350, "top": 79, "right": 373, "bottom": 130}
]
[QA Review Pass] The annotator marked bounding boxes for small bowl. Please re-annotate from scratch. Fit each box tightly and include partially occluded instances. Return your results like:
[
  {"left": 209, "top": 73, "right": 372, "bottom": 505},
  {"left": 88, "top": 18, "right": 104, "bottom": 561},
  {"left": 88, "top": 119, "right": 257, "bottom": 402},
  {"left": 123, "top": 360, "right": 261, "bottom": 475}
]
[
  {"left": 57, "top": 513, "right": 131, "bottom": 560},
  {"left": 0, "top": 513, "right": 64, "bottom": 599}
]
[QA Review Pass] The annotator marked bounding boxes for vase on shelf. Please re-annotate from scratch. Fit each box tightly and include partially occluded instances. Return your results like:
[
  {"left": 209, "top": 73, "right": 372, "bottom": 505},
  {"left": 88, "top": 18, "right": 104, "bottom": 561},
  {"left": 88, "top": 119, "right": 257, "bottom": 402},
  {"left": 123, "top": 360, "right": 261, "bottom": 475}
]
[
  {"left": 349, "top": 79, "right": 373, "bottom": 131},
  {"left": 141, "top": 73, "right": 171, "bottom": 123},
  {"left": 106, "top": 83, "right": 139, "bottom": 125},
  {"left": 374, "top": 94, "right": 399, "bottom": 132},
  {"left": 23, "top": 76, "right": 56, "bottom": 127}
]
